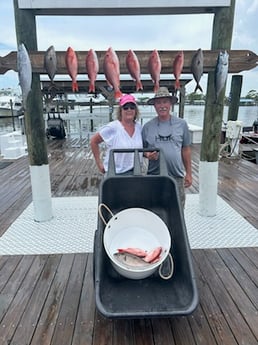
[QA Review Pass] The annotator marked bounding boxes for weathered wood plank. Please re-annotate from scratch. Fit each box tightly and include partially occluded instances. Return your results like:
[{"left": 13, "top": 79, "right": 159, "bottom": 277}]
[
  {"left": 29, "top": 254, "right": 75, "bottom": 345},
  {"left": 1, "top": 50, "right": 257, "bottom": 75},
  {"left": 0, "top": 256, "right": 23, "bottom": 292},
  {"left": 170, "top": 317, "right": 195, "bottom": 344},
  {"left": 113, "top": 319, "right": 134, "bottom": 345},
  {"left": 132, "top": 318, "right": 155, "bottom": 345},
  {"left": 238, "top": 247, "right": 258, "bottom": 269},
  {"left": 0, "top": 256, "right": 35, "bottom": 326},
  {"left": 209, "top": 249, "right": 258, "bottom": 338},
  {"left": 0, "top": 248, "right": 257, "bottom": 344},
  {"left": 0, "top": 256, "right": 47, "bottom": 344},
  {"left": 151, "top": 318, "right": 176, "bottom": 345},
  {"left": 50, "top": 254, "right": 87, "bottom": 345},
  {"left": 219, "top": 248, "right": 258, "bottom": 308},
  {"left": 192, "top": 251, "right": 239, "bottom": 345},
  {"left": 71, "top": 254, "right": 95, "bottom": 345},
  {"left": 93, "top": 311, "right": 113, "bottom": 345},
  {"left": 9, "top": 255, "right": 62, "bottom": 345},
  {"left": 194, "top": 249, "right": 258, "bottom": 345}
]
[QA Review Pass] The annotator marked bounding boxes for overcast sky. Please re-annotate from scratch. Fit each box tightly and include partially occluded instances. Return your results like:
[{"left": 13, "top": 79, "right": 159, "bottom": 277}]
[{"left": 0, "top": 0, "right": 257, "bottom": 96}]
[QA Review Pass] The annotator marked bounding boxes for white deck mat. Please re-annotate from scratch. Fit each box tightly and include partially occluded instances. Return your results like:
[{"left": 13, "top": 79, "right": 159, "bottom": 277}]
[{"left": 0, "top": 194, "right": 257, "bottom": 255}]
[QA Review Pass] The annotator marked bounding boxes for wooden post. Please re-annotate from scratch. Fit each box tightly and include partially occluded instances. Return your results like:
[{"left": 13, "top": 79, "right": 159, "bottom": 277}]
[
  {"left": 227, "top": 75, "right": 243, "bottom": 122},
  {"left": 13, "top": 0, "right": 52, "bottom": 222},
  {"left": 10, "top": 99, "right": 16, "bottom": 131},
  {"left": 178, "top": 86, "right": 185, "bottom": 118},
  {"left": 199, "top": 0, "right": 236, "bottom": 216}
]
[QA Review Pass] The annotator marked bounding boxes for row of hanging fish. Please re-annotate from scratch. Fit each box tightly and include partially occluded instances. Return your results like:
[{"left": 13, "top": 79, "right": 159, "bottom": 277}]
[
  {"left": 43, "top": 46, "right": 187, "bottom": 98},
  {"left": 17, "top": 44, "right": 229, "bottom": 104}
]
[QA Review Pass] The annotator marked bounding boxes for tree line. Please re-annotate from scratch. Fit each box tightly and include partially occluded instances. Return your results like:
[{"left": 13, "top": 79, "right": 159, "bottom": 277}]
[{"left": 186, "top": 89, "right": 258, "bottom": 104}]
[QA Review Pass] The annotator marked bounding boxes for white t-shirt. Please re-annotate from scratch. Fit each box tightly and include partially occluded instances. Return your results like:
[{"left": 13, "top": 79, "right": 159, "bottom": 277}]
[{"left": 99, "top": 120, "right": 143, "bottom": 173}]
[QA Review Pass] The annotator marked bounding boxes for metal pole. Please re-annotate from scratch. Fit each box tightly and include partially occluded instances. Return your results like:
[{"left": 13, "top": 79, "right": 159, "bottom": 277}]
[{"left": 10, "top": 99, "right": 16, "bottom": 131}]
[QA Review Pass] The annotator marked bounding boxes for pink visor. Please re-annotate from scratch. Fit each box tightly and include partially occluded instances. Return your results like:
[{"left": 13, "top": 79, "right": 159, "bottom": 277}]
[{"left": 119, "top": 94, "right": 136, "bottom": 107}]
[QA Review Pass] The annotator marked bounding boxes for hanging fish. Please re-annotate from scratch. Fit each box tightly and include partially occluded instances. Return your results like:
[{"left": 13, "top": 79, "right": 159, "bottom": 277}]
[
  {"left": 85, "top": 49, "right": 99, "bottom": 93},
  {"left": 65, "top": 46, "right": 79, "bottom": 92},
  {"left": 44, "top": 45, "right": 57, "bottom": 83},
  {"left": 191, "top": 48, "right": 203, "bottom": 93},
  {"left": 103, "top": 47, "right": 122, "bottom": 99},
  {"left": 173, "top": 51, "right": 184, "bottom": 91},
  {"left": 148, "top": 49, "right": 161, "bottom": 93},
  {"left": 126, "top": 49, "right": 143, "bottom": 92},
  {"left": 214, "top": 50, "right": 229, "bottom": 102},
  {"left": 17, "top": 43, "right": 32, "bottom": 109}
]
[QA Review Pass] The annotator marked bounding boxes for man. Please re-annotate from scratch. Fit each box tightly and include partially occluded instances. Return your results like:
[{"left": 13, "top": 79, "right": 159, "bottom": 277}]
[{"left": 142, "top": 87, "right": 192, "bottom": 207}]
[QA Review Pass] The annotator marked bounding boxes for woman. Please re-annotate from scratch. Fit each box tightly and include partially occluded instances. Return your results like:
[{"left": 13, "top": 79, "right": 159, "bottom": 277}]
[{"left": 90, "top": 94, "right": 143, "bottom": 174}]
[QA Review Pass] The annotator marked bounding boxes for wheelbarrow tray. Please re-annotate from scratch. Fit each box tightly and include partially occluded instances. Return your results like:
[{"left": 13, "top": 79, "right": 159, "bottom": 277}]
[{"left": 94, "top": 174, "right": 199, "bottom": 319}]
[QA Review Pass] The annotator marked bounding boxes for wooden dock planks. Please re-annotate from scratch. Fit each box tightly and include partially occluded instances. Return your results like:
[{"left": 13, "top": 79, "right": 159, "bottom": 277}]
[
  {"left": 0, "top": 250, "right": 257, "bottom": 345},
  {"left": 0, "top": 138, "right": 257, "bottom": 344}
]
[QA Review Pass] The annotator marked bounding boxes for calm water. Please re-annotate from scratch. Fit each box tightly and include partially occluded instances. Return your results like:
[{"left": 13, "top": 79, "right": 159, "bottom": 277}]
[
  {"left": 180, "top": 104, "right": 258, "bottom": 129},
  {"left": 0, "top": 105, "right": 257, "bottom": 135}
]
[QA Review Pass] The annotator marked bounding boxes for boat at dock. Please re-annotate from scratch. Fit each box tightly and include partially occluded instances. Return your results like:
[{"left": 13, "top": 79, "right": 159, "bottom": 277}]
[{"left": 0, "top": 95, "right": 23, "bottom": 117}]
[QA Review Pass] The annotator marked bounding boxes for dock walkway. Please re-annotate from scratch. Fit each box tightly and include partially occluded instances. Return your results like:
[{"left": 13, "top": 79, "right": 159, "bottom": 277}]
[{"left": 0, "top": 138, "right": 257, "bottom": 345}]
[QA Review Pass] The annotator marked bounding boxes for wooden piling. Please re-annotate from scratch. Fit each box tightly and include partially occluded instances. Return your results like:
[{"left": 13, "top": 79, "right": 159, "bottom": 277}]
[
  {"left": 13, "top": 0, "right": 48, "bottom": 165},
  {"left": 201, "top": 1, "right": 236, "bottom": 162},
  {"left": 13, "top": 0, "right": 52, "bottom": 221},
  {"left": 199, "top": 0, "right": 236, "bottom": 216},
  {"left": 227, "top": 75, "right": 243, "bottom": 122}
]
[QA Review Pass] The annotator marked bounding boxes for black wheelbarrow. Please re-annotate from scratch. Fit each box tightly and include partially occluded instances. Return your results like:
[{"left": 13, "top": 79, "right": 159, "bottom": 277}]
[{"left": 94, "top": 149, "right": 198, "bottom": 318}]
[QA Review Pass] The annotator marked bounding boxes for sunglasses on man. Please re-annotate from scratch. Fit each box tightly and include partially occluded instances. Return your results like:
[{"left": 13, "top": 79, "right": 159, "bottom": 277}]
[{"left": 122, "top": 103, "right": 136, "bottom": 110}]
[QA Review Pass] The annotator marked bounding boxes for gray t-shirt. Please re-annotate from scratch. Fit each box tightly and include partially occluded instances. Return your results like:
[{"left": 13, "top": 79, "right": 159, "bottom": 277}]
[{"left": 142, "top": 115, "right": 191, "bottom": 178}]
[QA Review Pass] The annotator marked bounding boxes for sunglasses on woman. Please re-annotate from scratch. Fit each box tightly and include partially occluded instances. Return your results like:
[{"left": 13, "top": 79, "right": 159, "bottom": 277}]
[{"left": 122, "top": 103, "right": 136, "bottom": 110}]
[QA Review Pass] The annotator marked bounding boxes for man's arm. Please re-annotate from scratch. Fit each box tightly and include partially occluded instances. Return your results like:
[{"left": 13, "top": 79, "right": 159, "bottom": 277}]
[{"left": 182, "top": 146, "right": 192, "bottom": 187}]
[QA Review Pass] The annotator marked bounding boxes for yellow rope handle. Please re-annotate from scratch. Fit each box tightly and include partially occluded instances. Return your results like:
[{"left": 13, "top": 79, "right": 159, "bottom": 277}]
[
  {"left": 98, "top": 203, "right": 114, "bottom": 226},
  {"left": 159, "top": 253, "right": 174, "bottom": 280}
]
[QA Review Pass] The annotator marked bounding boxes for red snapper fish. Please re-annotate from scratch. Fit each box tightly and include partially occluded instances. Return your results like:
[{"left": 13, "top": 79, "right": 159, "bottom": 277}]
[
  {"left": 65, "top": 46, "right": 79, "bottom": 92},
  {"left": 173, "top": 51, "right": 184, "bottom": 90},
  {"left": 118, "top": 247, "right": 147, "bottom": 257},
  {"left": 85, "top": 49, "right": 99, "bottom": 93},
  {"left": 126, "top": 49, "right": 143, "bottom": 91},
  {"left": 143, "top": 246, "right": 162, "bottom": 263},
  {"left": 148, "top": 49, "right": 161, "bottom": 92},
  {"left": 117, "top": 246, "right": 162, "bottom": 264},
  {"left": 103, "top": 47, "right": 123, "bottom": 99}
]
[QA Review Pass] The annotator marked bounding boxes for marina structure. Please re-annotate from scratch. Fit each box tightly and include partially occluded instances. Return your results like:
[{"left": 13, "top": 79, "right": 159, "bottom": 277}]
[{"left": 0, "top": 1, "right": 257, "bottom": 343}]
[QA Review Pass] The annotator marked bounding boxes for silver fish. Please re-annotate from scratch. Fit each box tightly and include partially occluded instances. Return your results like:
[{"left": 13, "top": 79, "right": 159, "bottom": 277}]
[
  {"left": 113, "top": 252, "right": 150, "bottom": 269},
  {"left": 17, "top": 43, "right": 32, "bottom": 108},
  {"left": 191, "top": 48, "right": 203, "bottom": 93},
  {"left": 214, "top": 50, "right": 229, "bottom": 101},
  {"left": 44, "top": 45, "right": 57, "bottom": 83}
]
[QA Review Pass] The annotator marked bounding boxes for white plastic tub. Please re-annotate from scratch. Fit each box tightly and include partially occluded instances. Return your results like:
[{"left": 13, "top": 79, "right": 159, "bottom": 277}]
[{"left": 101, "top": 206, "right": 171, "bottom": 279}]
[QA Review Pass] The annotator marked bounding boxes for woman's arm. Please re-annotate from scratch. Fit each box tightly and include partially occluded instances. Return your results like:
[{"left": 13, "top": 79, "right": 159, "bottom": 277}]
[{"left": 90, "top": 132, "right": 105, "bottom": 173}]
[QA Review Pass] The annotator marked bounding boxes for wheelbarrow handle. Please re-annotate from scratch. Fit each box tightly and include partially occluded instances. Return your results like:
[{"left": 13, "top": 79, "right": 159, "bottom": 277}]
[{"left": 107, "top": 148, "right": 169, "bottom": 177}]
